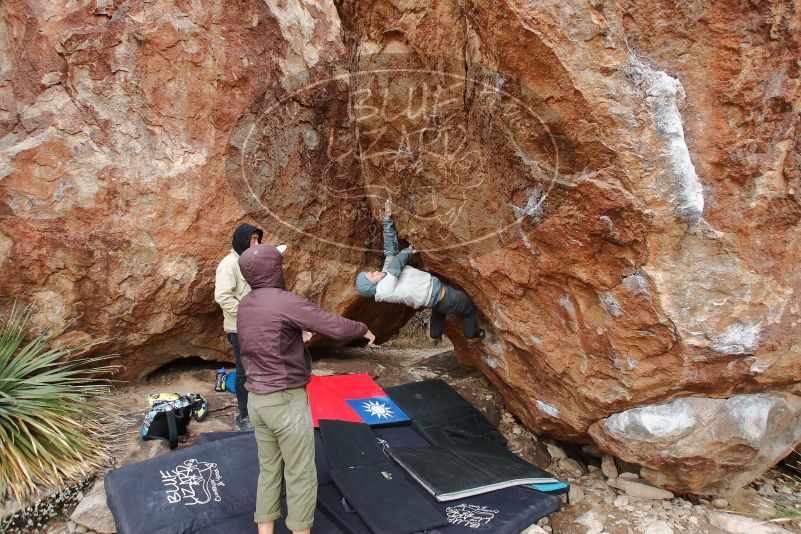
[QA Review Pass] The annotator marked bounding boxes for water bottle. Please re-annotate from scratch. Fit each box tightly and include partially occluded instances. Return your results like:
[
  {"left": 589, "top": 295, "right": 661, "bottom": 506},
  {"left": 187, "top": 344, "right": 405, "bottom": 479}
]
[{"left": 214, "top": 367, "right": 226, "bottom": 392}]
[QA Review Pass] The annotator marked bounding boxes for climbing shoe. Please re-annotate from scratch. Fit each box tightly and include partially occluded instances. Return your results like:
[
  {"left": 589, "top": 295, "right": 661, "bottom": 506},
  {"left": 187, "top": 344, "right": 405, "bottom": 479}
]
[
  {"left": 235, "top": 415, "right": 254, "bottom": 432},
  {"left": 465, "top": 329, "right": 486, "bottom": 344}
]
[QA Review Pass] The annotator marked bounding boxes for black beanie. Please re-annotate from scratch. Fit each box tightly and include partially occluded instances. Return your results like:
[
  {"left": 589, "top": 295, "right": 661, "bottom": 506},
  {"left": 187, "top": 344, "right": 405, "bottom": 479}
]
[{"left": 232, "top": 223, "right": 263, "bottom": 255}]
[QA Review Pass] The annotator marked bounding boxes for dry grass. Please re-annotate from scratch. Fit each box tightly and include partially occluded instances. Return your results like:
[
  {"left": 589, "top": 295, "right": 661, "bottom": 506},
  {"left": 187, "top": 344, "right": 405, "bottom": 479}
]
[{"left": 382, "top": 310, "right": 452, "bottom": 349}]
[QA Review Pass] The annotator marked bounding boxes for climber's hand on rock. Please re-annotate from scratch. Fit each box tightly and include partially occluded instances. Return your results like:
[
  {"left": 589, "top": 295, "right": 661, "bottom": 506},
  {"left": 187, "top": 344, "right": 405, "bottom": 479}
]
[
  {"left": 364, "top": 329, "right": 376, "bottom": 346},
  {"left": 384, "top": 198, "right": 393, "bottom": 218}
]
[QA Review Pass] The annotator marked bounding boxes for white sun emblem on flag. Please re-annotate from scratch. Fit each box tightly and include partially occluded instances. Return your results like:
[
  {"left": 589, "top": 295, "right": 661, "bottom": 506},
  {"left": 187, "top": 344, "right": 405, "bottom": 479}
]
[{"left": 362, "top": 400, "right": 394, "bottom": 419}]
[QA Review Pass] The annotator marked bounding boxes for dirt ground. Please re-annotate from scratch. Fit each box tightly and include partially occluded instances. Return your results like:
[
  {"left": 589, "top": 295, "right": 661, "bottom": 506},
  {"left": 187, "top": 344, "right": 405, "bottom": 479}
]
[{"left": 5, "top": 343, "right": 801, "bottom": 534}]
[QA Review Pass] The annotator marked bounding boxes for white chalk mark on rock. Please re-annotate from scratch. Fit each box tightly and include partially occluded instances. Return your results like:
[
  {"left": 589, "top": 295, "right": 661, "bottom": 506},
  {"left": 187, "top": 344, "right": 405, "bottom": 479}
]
[
  {"left": 711, "top": 322, "right": 761, "bottom": 354},
  {"left": 627, "top": 56, "right": 704, "bottom": 223}
]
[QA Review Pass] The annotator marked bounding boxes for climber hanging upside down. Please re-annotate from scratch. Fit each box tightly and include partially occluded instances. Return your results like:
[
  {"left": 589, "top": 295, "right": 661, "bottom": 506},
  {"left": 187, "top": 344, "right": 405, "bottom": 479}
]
[{"left": 355, "top": 198, "right": 485, "bottom": 345}]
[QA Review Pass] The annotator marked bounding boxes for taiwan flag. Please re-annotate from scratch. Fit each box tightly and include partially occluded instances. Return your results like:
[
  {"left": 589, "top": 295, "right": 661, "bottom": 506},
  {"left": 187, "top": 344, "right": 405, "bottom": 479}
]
[
  {"left": 307, "top": 374, "right": 410, "bottom": 427},
  {"left": 345, "top": 396, "right": 409, "bottom": 425}
]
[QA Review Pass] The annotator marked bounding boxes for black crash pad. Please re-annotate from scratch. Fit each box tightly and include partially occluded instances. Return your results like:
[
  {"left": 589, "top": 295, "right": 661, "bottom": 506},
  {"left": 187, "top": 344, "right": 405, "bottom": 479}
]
[
  {"left": 316, "top": 482, "right": 371, "bottom": 534},
  {"left": 384, "top": 380, "right": 506, "bottom": 446},
  {"left": 196, "top": 430, "right": 333, "bottom": 486},
  {"left": 107, "top": 431, "right": 342, "bottom": 534},
  {"left": 195, "top": 501, "right": 344, "bottom": 534},
  {"left": 195, "top": 431, "right": 371, "bottom": 534},
  {"left": 319, "top": 420, "right": 448, "bottom": 534},
  {"left": 387, "top": 440, "right": 558, "bottom": 501},
  {"left": 105, "top": 433, "right": 260, "bottom": 534},
  {"left": 322, "top": 425, "right": 561, "bottom": 533}
]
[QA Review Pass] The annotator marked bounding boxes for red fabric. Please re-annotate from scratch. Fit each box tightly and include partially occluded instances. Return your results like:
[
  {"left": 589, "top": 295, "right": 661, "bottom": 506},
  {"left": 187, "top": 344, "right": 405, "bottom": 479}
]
[{"left": 307, "top": 374, "right": 387, "bottom": 427}]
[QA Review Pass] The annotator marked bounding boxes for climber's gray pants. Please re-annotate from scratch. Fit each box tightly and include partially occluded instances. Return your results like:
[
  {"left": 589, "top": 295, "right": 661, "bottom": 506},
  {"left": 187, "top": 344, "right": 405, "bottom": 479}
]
[{"left": 429, "top": 285, "right": 478, "bottom": 339}]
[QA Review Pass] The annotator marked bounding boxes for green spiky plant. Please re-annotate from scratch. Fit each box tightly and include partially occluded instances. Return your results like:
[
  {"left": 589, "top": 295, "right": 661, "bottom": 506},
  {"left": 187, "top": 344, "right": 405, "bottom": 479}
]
[{"left": 0, "top": 303, "right": 116, "bottom": 504}]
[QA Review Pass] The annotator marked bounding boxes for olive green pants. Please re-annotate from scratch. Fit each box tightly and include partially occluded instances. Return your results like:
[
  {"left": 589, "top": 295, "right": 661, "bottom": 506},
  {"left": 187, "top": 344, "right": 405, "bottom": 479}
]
[{"left": 248, "top": 387, "right": 317, "bottom": 531}]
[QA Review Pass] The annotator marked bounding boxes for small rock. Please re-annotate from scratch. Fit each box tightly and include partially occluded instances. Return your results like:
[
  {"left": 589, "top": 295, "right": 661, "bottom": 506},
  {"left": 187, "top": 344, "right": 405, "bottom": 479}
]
[
  {"left": 619, "top": 472, "right": 639, "bottom": 480},
  {"left": 512, "top": 425, "right": 522, "bottom": 435},
  {"left": 576, "top": 509, "right": 604, "bottom": 528},
  {"left": 601, "top": 455, "right": 619, "bottom": 479},
  {"left": 569, "top": 484, "right": 585, "bottom": 504},
  {"left": 67, "top": 521, "right": 77, "bottom": 533},
  {"left": 559, "top": 457, "right": 585, "bottom": 478},
  {"left": 588, "top": 464, "right": 602, "bottom": 474},
  {"left": 41, "top": 71, "right": 61, "bottom": 86},
  {"left": 614, "top": 457, "right": 642, "bottom": 475},
  {"left": 758, "top": 483, "right": 778, "bottom": 496},
  {"left": 614, "top": 495, "right": 629, "bottom": 507},
  {"left": 610, "top": 478, "right": 674, "bottom": 500},
  {"left": 712, "top": 498, "right": 729, "bottom": 509},
  {"left": 643, "top": 520, "right": 674, "bottom": 534},
  {"left": 521, "top": 525, "right": 549, "bottom": 534},
  {"left": 706, "top": 510, "right": 793, "bottom": 533},
  {"left": 70, "top": 481, "right": 115, "bottom": 534},
  {"left": 546, "top": 443, "right": 567, "bottom": 459},
  {"left": 688, "top": 516, "right": 698, "bottom": 525}
]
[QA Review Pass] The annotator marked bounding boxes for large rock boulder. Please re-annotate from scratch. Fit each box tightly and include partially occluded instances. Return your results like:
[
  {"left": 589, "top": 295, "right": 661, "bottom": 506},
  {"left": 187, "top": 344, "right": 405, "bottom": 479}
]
[
  {"left": 589, "top": 392, "right": 801, "bottom": 495},
  {"left": 2, "top": 0, "right": 800, "bottom": 493},
  {"left": 0, "top": 0, "right": 409, "bottom": 378}
]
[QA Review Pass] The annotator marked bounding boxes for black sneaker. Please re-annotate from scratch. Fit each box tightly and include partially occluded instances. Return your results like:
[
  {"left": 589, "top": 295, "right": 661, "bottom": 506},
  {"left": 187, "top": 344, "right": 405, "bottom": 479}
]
[
  {"left": 465, "top": 329, "right": 486, "bottom": 344},
  {"left": 235, "top": 415, "right": 254, "bottom": 432}
]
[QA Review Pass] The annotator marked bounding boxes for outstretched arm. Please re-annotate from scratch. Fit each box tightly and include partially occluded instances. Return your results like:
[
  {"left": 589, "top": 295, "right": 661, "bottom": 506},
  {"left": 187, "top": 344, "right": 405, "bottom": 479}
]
[
  {"left": 382, "top": 198, "right": 399, "bottom": 257},
  {"left": 285, "top": 294, "right": 373, "bottom": 344}
]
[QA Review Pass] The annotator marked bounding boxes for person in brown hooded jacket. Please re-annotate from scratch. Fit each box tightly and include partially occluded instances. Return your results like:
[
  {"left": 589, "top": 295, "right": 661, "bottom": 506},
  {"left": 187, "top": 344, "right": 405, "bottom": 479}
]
[{"left": 237, "top": 244, "right": 374, "bottom": 534}]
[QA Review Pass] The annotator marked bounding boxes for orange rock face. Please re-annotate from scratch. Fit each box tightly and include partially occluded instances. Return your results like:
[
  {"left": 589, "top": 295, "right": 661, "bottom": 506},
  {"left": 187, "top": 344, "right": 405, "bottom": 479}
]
[{"left": 2, "top": 0, "right": 799, "bottom": 493}]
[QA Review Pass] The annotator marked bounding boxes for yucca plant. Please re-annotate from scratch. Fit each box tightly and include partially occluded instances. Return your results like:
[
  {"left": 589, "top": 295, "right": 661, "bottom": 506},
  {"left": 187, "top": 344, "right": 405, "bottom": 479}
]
[{"left": 0, "top": 304, "right": 116, "bottom": 504}]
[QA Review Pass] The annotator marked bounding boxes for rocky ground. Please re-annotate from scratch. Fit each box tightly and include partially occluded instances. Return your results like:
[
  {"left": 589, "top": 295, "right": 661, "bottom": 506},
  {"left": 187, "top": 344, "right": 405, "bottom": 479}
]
[{"left": 3, "top": 341, "right": 801, "bottom": 534}]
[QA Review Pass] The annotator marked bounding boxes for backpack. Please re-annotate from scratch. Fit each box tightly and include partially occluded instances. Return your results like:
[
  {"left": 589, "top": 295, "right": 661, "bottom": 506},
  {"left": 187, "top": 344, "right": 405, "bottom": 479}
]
[{"left": 140, "top": 393, "right": 208, "bottom": 449}]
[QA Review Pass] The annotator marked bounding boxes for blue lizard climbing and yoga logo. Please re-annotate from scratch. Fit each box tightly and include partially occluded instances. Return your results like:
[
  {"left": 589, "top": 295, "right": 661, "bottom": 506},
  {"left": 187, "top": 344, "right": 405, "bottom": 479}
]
[
  {"left": 226, "top": 54, "right": 562, "bottom": 254},
  {"left": 160, "top": 458, "right": 225, "bottom": 506}
]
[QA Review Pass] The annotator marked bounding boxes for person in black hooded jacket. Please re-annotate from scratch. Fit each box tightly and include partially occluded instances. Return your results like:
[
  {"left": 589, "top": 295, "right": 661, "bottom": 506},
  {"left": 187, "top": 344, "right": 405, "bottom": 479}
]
[{"left": 214, "top": 223, "right": 264, "bottom": 431}]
